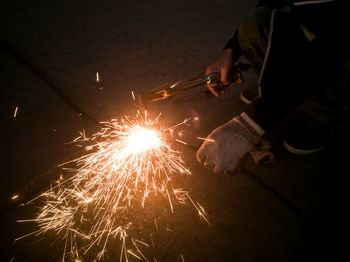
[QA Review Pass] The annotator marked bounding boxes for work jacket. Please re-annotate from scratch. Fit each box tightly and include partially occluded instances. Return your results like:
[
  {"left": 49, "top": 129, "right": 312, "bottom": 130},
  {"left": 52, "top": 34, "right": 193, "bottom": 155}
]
[{"left": 225, "top": 0, "right": 347, "bottom": 96}]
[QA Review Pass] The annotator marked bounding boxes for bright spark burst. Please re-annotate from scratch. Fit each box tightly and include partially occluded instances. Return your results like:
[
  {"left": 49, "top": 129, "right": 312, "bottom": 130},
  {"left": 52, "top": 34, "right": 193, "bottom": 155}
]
[{"left": 18, "top": 111, "right": 207, "bottom": 261}]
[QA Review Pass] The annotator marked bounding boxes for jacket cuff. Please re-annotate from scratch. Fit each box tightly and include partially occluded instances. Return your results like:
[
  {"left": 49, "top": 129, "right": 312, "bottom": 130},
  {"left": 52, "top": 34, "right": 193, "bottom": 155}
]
[{"left": 239, "top": 112, "right": 265, "bottom": 136}]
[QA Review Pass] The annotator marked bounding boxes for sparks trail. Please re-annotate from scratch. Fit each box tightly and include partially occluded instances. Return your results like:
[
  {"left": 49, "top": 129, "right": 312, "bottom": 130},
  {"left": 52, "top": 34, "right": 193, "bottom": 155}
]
[{"left": 18, "top": 111, "right": 208, "bottom": 261}]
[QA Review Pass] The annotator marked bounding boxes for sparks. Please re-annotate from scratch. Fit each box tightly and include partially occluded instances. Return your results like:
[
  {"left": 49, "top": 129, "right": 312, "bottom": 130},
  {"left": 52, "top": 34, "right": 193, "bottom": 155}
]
[
  {"left": 13, "top": 106, "right": 19, "bottom": 118},
  {"left": 96, "top": 72, "right": 100, "bottom": 83},
  {"left": 196, "top": 137, "right": 215, "bottom": 143},
  {"left": 11, "top": 194, "right": 19, "bottom": 200},
  {"left": 19, "top": 112, "right": 207, "bottom": 261},
  {"left": 181, "top": 254, "right": 186, "bottom": 262}
]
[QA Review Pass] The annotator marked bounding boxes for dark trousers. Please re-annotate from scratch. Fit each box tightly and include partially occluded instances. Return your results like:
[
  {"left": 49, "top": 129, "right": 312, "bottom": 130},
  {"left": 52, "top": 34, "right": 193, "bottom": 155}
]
[{"left": 238, "top": 7, "right": 350, "bottom": 135}]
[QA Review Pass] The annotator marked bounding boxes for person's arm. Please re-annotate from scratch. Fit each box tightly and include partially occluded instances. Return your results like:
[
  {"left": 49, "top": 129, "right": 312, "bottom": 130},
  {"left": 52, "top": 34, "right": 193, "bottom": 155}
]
[
  {"left": 205, "top": 30, "right": 243, "bottom": 97},
  {"left": 205, "top": 48, "right": 236, "bottom": 97}
]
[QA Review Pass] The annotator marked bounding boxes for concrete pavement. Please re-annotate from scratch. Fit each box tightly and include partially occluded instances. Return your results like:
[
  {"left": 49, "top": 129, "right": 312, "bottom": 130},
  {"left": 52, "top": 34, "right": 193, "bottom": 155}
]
[{"left": 0, "top": 0, "right": 347, "bottom": 261}]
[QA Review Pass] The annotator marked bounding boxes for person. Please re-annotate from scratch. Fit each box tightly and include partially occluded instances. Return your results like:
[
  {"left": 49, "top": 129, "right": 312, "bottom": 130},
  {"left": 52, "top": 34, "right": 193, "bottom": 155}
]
[{"left": 196, "top": 0, "right": 349, "bottom": 174}]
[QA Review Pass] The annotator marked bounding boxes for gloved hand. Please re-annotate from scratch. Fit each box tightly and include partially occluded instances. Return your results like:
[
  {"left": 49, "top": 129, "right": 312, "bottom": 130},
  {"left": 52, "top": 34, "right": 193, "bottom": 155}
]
[{"left": 196, "top": 112, "right": 264, "bottom": 174}]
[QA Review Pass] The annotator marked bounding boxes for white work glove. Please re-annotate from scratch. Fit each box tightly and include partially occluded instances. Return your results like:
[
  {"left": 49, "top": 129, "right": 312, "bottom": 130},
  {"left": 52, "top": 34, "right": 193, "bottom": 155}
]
[{"left": 196, "top": 112, "right": 265, "bottom": 174}]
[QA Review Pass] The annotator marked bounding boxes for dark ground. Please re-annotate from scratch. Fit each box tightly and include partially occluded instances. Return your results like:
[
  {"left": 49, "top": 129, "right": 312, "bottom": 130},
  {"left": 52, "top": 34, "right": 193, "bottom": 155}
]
[{"left": 0, "top": 0, "right": 348, "bottom": 261}]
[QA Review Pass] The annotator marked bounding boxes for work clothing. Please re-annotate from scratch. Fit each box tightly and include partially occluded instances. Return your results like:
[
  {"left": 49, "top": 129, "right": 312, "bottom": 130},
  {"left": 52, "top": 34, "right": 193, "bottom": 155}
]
[
  {"left": 225, "top": 0, "right": 349, "bottom": 135},
  {"left": 197, "top": 0, "right": 349, "bottom": 174}
]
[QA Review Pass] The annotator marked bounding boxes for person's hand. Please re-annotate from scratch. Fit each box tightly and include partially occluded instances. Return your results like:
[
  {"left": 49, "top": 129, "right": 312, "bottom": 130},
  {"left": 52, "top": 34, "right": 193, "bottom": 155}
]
[
  {"left": 196, "top": 113, "right": 264, "bottom": 174},
  {"left": 205, "top": 48, "right": 234, "bottom": 96}
]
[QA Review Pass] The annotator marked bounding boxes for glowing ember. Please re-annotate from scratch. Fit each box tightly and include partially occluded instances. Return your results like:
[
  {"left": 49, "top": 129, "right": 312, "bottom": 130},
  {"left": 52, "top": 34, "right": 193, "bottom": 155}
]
[
  {"left": 18, "top": 111, "right": 207, "bottom": 261},
  {"left": 13, "top": 106, "right": 19, "bottom": 118},
  {"left": 11, "top": 194, "right": 19, "bottom": 200},
  {"left": 96, "top": 72, "right": 100, "bottom": 83},
  {"left": 196, "top": 136, "right": 215, "bottom": 143}
]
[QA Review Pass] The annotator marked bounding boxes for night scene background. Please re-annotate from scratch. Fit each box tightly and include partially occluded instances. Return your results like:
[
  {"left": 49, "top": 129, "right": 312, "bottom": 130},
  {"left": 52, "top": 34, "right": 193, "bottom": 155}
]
[{"left": 0, "top": 0, "right": 347, "bottom": 261}]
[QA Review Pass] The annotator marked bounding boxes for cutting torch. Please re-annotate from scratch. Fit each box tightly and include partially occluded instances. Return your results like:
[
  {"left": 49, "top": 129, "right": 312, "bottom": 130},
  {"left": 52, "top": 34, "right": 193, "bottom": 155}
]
[{"left": 136, "top": 62, "right": 251, "bottom": 108}]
